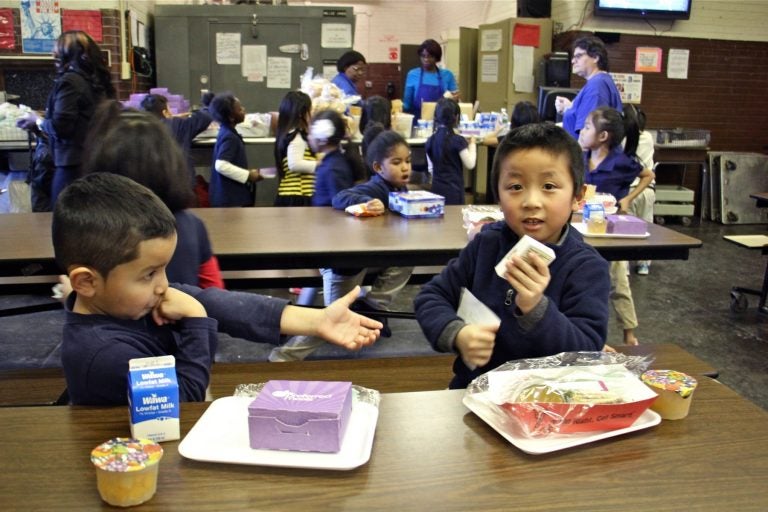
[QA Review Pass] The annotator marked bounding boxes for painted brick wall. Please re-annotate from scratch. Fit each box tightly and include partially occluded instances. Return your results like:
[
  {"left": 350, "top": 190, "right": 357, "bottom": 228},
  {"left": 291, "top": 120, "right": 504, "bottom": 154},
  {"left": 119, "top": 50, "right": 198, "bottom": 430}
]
[
  {"left": 555, "top": 31, "right": 768, "bottom": 154},
  {"left": 0, "top": 8, "right": 152, "bottom": 104}
]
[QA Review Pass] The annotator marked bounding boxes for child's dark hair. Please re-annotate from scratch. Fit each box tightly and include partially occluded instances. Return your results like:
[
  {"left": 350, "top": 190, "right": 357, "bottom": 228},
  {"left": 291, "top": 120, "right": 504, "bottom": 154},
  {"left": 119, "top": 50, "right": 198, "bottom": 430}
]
[
  {"left": 360, "top": 95, "right": 392, "bottom": 133},
  {"left": 209, "top": 92, "right": 239, "bottom": 127},
  {"left": 430, "top": 97, "right": 461, "bottom": 168},
  {"left": 491, "top": 123, "right": 584, "bottom": 202},
  {"left": 311, "top": 109, "right": 366, "bottom": 182},
  {"left": 511, "top": 101, "right": 540, "bottom": 128},
  {"left": 364, "top": 126, "right": 408, "bottom": 171},
  {"left": 83, "top": 101, "right": 195, "bottom": 212},
  {"left": 52, "top": 173, "right": 176, "bottom": 279},
  {"left": 140, "top": 94, "right": 169, "bottom": 118},
  {"left": 589, "top": 106, "right": 640, "bottom": 156},
  {"left": 274, "top": 90, "right": 313, "bottom": 169}
]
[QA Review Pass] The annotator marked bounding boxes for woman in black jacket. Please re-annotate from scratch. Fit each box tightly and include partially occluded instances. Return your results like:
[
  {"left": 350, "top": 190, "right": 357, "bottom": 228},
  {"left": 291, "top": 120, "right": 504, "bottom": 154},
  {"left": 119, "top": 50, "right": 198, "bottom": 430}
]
[{"left": 17, "top": 30, "right": 115, "bottom": 206}]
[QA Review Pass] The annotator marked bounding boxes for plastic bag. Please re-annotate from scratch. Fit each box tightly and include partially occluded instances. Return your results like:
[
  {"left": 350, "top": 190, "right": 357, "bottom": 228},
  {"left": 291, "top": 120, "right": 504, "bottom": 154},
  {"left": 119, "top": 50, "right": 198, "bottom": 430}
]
[
  {"left": 461, "top": 204, "right": 504, "bottom": 240},
  {"left": 464, "top": 351, "right": 655, "bottom": 438}
]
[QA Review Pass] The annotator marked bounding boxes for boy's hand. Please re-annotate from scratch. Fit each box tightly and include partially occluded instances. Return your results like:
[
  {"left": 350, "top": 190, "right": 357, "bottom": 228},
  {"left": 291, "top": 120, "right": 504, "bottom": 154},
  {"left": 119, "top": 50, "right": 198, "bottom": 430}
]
[
  {"left": 317, "top": 286, "right": 382, "bottom": 350},
  {"left": 618, "top": 196, "right": 631, "bottom": 213},
  {"left": 152, "top": 288, "right": 207, "bottom": 326},
  {"left": 455, "top": 324, "right": 499, "bottom": 369},
  {"left": 504, "top": 252, "right": 550, "bottom": 314},
  {"left": 364, "top": 198, "right": 386, "bottom": 215}
]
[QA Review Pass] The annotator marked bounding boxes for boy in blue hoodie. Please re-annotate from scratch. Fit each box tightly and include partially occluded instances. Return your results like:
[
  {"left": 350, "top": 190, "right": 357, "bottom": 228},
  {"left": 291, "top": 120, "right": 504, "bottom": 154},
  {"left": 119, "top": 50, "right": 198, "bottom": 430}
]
[{"left": 415, "top": 123, "right": 610, "bottom": 388}]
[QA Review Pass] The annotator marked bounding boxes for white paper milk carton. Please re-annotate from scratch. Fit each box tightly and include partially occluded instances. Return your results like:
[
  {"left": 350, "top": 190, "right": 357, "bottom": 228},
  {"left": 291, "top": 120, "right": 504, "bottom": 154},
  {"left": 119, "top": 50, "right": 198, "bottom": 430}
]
[{"left": 128, "top": 355, "right": 180, "bottom": 442}]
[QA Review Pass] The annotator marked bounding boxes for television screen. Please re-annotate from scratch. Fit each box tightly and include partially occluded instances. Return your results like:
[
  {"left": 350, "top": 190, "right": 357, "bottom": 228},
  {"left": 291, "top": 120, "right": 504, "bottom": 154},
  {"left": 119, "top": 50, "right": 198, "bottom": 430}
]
[{"left": 594, "top": 0, "right": 692, "bottom": 20}]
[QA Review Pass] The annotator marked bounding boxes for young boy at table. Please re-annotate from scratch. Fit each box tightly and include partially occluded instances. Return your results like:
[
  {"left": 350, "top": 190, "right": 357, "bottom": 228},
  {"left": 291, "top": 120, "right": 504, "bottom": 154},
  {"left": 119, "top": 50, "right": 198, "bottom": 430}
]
[
  {"left": 53, "top": 173, "right": 382, "bottom": 405},
  {"left": 414, "top": 123, "right": 610, "bottom": 389}
]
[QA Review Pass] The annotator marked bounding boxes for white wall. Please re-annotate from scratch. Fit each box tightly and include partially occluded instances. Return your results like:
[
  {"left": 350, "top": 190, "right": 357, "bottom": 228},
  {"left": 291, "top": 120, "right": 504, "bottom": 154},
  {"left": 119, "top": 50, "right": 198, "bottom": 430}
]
[{"left": 552, "top": 0, "right": 768, "bottom": 43}]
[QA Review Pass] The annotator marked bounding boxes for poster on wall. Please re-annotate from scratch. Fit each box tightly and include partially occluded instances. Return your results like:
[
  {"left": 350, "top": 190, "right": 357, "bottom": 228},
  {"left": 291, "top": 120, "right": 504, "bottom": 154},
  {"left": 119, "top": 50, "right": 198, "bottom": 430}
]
[
  {"left": 635, "top": 47, "right": 662, "bottom": 73},
  {"left": 0, "top": 8, "right": 15, "bottom": 49},
  {"left": 20, "top": 0, "right": 62, "bottom": 54},
  {"left": 61, "top": 10, "right": 102, "bottom": 43},
  {"left": 610, "top": 73, "right": 643, "bottom": 103}
]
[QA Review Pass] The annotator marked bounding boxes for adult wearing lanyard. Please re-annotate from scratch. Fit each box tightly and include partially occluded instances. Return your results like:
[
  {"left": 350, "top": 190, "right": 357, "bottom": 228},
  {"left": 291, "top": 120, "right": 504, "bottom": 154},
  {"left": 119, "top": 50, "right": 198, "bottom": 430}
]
[
  {"left": 555, "top": 35, "right": 622, "bottom": 139},
  {"left": 403, "top": 39, "right": 459, "bottom": 118},
  {"left": 331, "top": 50, "right": 367, "bottom": 101}
]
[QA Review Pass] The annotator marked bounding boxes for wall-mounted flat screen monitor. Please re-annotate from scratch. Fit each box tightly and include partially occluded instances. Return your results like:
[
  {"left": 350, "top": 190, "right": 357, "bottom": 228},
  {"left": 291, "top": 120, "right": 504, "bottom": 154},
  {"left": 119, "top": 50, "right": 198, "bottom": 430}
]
[{"left": 594, "top": 0, "right": 692, "bottom": 20}]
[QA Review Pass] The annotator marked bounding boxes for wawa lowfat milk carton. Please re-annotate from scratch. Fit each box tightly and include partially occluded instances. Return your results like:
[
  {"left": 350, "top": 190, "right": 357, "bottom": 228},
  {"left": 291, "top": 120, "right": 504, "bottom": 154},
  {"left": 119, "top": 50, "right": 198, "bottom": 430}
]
[
  {"left": 128, "top": 355, "right": 180, "bottom": 442},
  {"left": 248, "top": 380, "right": 353, "bottom": 453}
]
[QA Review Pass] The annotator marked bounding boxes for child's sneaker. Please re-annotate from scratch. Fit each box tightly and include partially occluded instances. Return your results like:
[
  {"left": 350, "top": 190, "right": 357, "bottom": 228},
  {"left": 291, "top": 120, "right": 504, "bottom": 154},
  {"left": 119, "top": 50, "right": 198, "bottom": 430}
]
[{"left": 636, "top": 263, "right": 650, "bottom": 275}]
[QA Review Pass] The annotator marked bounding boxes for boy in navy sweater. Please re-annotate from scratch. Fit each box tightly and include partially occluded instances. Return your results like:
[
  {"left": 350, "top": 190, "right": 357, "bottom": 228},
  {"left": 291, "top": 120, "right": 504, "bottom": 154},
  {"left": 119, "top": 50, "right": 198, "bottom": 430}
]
[
  {"left": 415, "top": 123, "right": 610, "bottom": 388},
  {"left": 54, "top": 173, "right": 382, "bottom": 405}
]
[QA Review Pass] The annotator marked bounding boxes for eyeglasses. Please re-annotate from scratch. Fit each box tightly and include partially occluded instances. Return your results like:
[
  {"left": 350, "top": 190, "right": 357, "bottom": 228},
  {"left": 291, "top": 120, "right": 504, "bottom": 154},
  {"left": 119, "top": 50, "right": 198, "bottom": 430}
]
[
  {"left": 419, "top": 53, "right": 436, "bottom": 60},
  {"left": 572, "top": 51, "right": 588, "bottom": 61},
  {"left": 350, "top": 65, "right": 366, "bottom": 74}
]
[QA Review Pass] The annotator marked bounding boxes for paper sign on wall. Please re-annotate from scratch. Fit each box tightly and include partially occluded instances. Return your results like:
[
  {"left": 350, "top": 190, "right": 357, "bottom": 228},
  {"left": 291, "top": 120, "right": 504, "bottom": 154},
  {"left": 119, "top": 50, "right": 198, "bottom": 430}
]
[
  {"left": 267, "top": 56, "right": 292, "bottom": 89},
  {"left": 512, "top": 23, "right": 540, "bottom": 48},
  {"left": 481, "top": 54, "right": 499, "bottom": 83},
  {"left": 610, "top": 73, "right": 643, "bottom": 104},
  {"left": 242, "top": 45, "right": 267, "bottom": 81},
  {"left": 321, "top": 23, "right": 351, "bottom": 48},
  {"left": 62, "top": 10, "right": 102, "bottom": 43},
  {"left": 513, "top": 45, "right": 534, "bottom": 93},
  {"left": 480, "top": 29, "right": 502, "bottom": 52},
  {"left": 635, "top": 47, "right": 662, "bottom": 73},
  {"left": 667, "top": 49, "right": 690, "bottom": 79},
  {"left": 216, "top": 33, "right": 241, "bottom": 65}
]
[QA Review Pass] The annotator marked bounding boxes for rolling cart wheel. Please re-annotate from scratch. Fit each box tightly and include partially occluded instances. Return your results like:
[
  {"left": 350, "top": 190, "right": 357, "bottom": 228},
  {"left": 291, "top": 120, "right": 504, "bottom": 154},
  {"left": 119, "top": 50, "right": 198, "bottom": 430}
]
[
  {"left": 681, "top": 216, "right": 692, "bottom": 227},
  {"left": 654, "top": 215, "right": 666, "bottom": 225},
  {"left": 730, "top": 291, "right": 748, "bottom": 313}
]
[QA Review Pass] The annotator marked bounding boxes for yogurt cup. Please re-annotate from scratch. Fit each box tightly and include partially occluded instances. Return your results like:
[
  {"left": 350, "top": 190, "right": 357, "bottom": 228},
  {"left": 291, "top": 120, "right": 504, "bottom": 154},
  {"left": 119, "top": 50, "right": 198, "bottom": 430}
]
[
  {"left": 91, "top": 438, "right": 163, "bottom": 507},
  {"left": 641, "top": 370, "right": 698, "bottom": 420}
]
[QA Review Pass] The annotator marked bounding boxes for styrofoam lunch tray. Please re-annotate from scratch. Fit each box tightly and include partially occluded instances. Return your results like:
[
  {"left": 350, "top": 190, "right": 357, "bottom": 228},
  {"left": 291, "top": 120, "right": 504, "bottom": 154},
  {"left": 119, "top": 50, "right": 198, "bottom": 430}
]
[
  {"left": 463, "top": 392, "right": 661, "bottom": 455},
  {"left": 571, "top": 222, "right": 650, "bottom": 239},
  {"left": 179, "top": 396, "right": 379, "bottom": 470}
]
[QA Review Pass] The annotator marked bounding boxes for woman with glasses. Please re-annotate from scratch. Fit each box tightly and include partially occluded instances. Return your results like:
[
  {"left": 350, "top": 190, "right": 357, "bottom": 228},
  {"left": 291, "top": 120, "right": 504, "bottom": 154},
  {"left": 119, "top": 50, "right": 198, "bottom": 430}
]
[
  {"left": 555, "top": 35, "right": 622, "bottom": 139},
  {"left": 403, "top": 39, "right": 459, "bottom": 118},
  {"left": 331, "top": 50, "right": 367, "bottom": 101}
]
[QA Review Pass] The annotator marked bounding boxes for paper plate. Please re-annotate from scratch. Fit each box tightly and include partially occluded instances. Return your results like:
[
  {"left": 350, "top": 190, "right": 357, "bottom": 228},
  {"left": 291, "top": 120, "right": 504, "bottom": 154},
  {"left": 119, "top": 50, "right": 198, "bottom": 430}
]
[
  {"left": 179, "top": 396, "right": 378, "bottom": 470},
  {"left": 463, "top": 392, "right": 661, "bottom": 455},
  {"left": 571, "top": 222, "right": 650, "bottom": 239}
]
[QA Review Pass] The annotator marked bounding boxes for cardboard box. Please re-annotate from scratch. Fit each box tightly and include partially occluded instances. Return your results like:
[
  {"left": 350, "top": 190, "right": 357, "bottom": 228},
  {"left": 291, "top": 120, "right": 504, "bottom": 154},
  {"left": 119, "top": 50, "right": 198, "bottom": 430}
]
[
  {"left": 128, "top": 356, "right": 180, "bottom": 442},
  {"left": 489, "top": 365, "right": 658, "bottom": 435},
  {"left": 248, "top": 380, "right": 353, "bottom": 453},
  {"left": 607, "top": 214, "right": 647, "bottom": 235},
  {"left": 388, "top": 191, "right": 445, "bottom": 218}
]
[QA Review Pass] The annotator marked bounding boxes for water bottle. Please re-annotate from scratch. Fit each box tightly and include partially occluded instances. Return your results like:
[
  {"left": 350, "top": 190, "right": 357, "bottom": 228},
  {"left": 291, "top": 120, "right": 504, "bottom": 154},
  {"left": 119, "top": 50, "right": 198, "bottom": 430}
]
[{"left": 498, "top": 108, "right": 510, "bottom": 137}]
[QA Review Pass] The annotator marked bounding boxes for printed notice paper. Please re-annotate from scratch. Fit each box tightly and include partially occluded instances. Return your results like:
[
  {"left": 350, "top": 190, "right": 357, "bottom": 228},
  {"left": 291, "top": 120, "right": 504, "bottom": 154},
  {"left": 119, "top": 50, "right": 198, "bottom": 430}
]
[
  {"left": 667, "top": 49, "right": 690, "bottom": 79},
  {"left": 267, "top": 57, "right": 292, "bottom": 89},
  {"left": 216, "top": 33, "right": 241, "bottom": 65},
  {"left": 242, "top": 44, "right": 267, "bottom": 81},
  {"left": 480, "top": 29, "right": 502, "bottom": 52}
]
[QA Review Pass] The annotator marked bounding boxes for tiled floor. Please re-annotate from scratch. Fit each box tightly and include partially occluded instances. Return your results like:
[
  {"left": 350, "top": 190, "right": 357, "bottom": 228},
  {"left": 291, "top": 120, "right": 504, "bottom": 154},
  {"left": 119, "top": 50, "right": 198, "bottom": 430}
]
[{"left": 1, "top": 170, "right": 766, "bottom": 409}]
